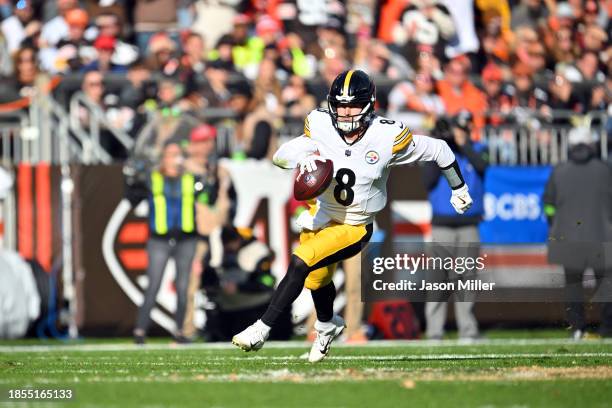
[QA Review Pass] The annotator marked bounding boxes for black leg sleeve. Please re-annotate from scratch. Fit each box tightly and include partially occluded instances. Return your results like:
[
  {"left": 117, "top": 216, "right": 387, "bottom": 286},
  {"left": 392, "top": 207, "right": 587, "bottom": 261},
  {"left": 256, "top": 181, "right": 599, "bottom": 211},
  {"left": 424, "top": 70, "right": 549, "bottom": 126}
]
[
  {"left": 261, "top": 255, "right": 311, "bottom": 327},
  {"left": 311, "top": 281, "right": 336, "bottom": 323}
]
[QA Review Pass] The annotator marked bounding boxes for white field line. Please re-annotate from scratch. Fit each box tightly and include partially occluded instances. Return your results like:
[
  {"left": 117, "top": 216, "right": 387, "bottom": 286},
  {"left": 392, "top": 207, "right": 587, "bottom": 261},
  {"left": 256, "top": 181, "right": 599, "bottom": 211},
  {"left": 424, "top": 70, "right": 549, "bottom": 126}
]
[
  {"left": 1, "top": 338, "right": 612, "bottom": 353},
  {"left": 4, "top": 352, "right": 612, "bottom": 365}
]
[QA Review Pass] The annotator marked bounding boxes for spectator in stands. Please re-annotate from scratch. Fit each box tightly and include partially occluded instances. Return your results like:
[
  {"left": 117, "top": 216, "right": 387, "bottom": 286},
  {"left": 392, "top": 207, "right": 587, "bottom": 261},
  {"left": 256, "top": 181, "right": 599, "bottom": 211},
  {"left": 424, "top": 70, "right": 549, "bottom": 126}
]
[
  {"left": 422, "top": 113, "right": 488, "bottom": 340},
  {"left": 256, "top": 15, "right": 282, "bottom": 53},
  {"left": 505, "top": 62, "right": 549, "bottom": 115},
  {"left": 145, "top": 32, "right": 178, "bottom": 74},
  {"left": 475, "top": 0, "right": 512, "bottom": 43},
  {"left": 40, "top": 8, "right": 94, "bottom": 72},
  {"left": 580, "top": 0, "right": 601, "bottom": 28},
  {"left": 82, "top": 35, "right": 127, "bottom": 74},
  {"left": 1, "top": 0, "right": 39, "bottom": 53},
  {"left": 314, "top": 19, "right": 347, "bottom": 61},
  {"left": 582, "top": 24, "right": 608, "bottom": 54},
  {"left": 52, "top": 8, "right": 92, "bottom": 73},
  {"left": 551, "top": 2, "right": 577, "bottom": 30},
  {"left": 94, "top": 12, "right": 138, "bottom": 67},
  {"left": 392, "top": 0, "right": 456, "bottom": 61},
  {"left": 550, "top": 27, "right": 577, "bottom": 65},
  {"left": 281, "top": 74, "right": 316, "bottom": 119},
  {"left": 156, "top": 76, "right": 188, "bottom": 112},
  {"left": 78, "top": 69, "right": 128, "bottom": 159},
  {"left": 227, "top": 80, "right": 277, "bottom": 160},
  {"left": 250, "top": 58, "right": 284, "bottom": 117},
  {"left": 480, "top": 63, "right": 511, "bottom": 125},
  {"left": 40, "top": 0, "right": 79, "bottom": 48},
  {"left": 129, "top": 140, "right": 201, "bottom": 344},
  {"left": 274, "top": 33, "right": 312, "bottom": 79},
  {"left": 226, "top": 14, "right": 263, "bottom": 79},
  {"left": 548, "top": 69, "right": 583, "bottom": 114},
  {"left": 355, "top": 40, "right": 410, "bottom": 80},
  {"left": 564, "top": 51, "right": 606, "bottom": 84},
  {"left": 544, "top": 130, "right": 612, "bottom": 339},
  {"left": 180, "top": 31, "right": 206, "bottom": 75},
  {"left": 436, "top": 58, "right": 487, "bottom": 135},
  {"left": 387, "top": 69, "right": 445, "bottom": 130},
  {"left": 0, "top": 45, "right": 39, "bottom": 102},
  {"left": 524, "top": 42, "right": 549, "bottom": 81},
  {"left": 118, "top": 60, "right": 153, "bottom": 135},
  {"left": 413, "top": 44, "right": 443, "bottom": 80},
  {"left": 199, "top": 60, "right": 231, "bottom": 109},
  {"left": 208, "top": 34, "right": 236, "bottom": 72},
  {"left": 510, "top": 0, "right": 549, "bottom": 30},
  {"left": 476, "top": 7, "right": 511, "bottom": 70},
  {"left": 586, "top": 76, "right": 607, "bottom": 113},
  {"left": 512, "top": 25, "right": 539, "bottom": 61}
]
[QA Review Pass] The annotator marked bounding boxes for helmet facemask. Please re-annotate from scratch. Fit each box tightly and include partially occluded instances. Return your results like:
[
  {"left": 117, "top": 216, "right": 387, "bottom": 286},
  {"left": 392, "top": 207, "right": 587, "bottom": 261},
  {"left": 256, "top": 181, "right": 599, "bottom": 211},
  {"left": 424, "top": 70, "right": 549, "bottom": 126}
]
[{"left": 327, "top": 97, "right": 374, "bottom": 138}]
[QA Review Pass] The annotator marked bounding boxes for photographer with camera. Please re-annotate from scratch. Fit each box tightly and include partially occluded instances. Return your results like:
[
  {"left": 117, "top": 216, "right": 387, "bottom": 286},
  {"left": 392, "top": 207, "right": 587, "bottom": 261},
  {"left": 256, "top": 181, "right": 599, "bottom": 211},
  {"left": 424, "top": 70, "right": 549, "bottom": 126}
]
[
  {"left": 421, "top": 111, "right": 488, "bottom": 340},
  {"left": 201, "top": 226, "right": 293, "bottom": 342}
]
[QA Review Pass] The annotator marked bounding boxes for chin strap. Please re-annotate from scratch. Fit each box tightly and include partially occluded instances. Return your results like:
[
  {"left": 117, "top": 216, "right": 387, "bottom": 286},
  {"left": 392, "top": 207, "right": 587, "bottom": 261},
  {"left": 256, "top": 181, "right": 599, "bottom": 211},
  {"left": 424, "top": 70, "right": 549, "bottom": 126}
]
[{"left": 342, "top": 127, "right": 368, "bottom": 146}]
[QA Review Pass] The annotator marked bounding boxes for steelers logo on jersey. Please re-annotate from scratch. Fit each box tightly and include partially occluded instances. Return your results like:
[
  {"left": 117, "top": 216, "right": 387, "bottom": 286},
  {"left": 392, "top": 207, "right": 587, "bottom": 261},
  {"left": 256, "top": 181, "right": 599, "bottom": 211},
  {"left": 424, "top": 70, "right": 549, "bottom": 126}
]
[{"left": 365, "top": 150, "right": 379, "bottom": 164}]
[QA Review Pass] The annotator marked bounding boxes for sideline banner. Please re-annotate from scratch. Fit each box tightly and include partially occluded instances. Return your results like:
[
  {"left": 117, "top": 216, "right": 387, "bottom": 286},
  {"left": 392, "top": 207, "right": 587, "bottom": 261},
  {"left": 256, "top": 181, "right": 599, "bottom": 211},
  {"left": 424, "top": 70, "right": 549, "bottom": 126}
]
[{"left": 480, "top": 166, "right": 552, "bottom": 244}]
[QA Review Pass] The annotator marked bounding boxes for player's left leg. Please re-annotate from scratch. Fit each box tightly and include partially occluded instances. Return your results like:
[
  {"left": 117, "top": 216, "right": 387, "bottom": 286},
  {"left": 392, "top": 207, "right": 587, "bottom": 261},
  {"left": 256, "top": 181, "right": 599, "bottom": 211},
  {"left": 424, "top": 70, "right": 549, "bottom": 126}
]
[{"left": 232, "top": 223, "right": 372, "bottom": 352}]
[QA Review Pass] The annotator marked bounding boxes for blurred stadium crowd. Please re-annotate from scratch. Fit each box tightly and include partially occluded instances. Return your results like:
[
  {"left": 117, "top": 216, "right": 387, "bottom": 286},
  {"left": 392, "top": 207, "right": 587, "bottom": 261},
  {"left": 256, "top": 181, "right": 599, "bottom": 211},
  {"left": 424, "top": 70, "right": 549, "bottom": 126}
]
[{"left": 0, "top": 0, "right": 610, "bottom": 162}]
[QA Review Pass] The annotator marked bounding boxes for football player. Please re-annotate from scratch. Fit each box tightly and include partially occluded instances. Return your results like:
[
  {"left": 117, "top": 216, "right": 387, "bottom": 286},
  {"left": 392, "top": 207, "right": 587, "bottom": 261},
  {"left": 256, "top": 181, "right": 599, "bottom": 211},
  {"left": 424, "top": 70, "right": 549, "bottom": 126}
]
[{"left": 232, "top": 70, "right": 472, "bottom": 361}]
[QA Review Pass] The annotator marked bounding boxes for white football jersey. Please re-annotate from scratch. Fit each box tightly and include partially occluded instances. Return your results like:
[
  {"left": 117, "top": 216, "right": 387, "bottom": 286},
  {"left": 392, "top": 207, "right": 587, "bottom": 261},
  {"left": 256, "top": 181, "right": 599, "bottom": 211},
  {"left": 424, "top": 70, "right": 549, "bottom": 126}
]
[{"left": 273, "top": 109, "right": 455, "bottom": 225}]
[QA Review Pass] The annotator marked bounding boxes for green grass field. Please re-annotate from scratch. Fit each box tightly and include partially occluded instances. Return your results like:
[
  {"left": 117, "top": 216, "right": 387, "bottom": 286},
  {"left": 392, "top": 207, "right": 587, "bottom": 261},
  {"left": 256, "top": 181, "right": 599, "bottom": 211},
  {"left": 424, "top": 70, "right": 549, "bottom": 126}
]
[{"left": 1, "top": 338, "right": 612, "bottom": 408}]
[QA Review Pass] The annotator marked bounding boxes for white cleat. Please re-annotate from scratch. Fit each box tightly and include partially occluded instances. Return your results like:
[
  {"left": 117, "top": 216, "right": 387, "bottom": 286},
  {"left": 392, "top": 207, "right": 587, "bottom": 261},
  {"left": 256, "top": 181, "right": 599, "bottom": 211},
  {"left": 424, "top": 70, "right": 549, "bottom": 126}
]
[
  {"left": 232, "top": 320, "right": 270, "bottom": 352},
  {"left": 308, "top": 315, "right": 346, "bottom": 363}
]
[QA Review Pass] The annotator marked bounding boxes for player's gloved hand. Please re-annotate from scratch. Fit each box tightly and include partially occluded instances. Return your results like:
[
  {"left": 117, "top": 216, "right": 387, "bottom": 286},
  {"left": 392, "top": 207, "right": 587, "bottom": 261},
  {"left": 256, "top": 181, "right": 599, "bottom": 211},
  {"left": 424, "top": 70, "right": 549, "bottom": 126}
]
[
  {"left": 298, "top": 155, "right": 326, "bottom": 176},
  {"left": 450, "top": 184, "right": 473, "bottom": 214}
]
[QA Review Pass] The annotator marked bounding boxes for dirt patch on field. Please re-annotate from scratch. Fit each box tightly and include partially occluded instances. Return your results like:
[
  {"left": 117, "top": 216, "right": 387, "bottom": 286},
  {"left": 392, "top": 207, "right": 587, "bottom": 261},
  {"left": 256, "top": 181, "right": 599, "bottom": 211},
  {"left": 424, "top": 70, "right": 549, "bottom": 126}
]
[
  {"left": 200, "top": 366, "right": 612, "bottom": 384},
  {"left": 403, "top": 365, "right": 612, "bottom": 383}
]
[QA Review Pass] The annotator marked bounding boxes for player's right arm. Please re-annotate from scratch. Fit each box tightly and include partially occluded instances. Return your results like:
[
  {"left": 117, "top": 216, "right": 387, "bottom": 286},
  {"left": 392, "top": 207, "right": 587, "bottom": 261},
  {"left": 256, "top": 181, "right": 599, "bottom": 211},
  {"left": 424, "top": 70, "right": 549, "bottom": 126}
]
[
  {"left": 272, "top": 113, "right": 319, "bottom": 170},
  {"left": 387, "top": 127, "right": 472, "bottom": 214}
]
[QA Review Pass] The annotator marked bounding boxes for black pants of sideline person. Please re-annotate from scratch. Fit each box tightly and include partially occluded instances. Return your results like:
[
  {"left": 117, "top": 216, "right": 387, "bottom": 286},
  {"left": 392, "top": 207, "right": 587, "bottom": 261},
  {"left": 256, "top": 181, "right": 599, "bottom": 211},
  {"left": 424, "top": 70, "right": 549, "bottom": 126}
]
[
  {"left": 564, "top": 267, "right": 612, "bottom": 336},
  {"left": 135, "top": 236, "right": 197, "bottom": 335}
]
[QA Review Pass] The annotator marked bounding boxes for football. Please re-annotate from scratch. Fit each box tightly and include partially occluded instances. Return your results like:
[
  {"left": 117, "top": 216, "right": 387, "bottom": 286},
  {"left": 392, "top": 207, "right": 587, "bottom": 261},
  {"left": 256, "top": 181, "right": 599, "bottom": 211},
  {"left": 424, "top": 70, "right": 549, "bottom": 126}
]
[{"left": 293, "top": 159, "right": 334, "bottom": 201}]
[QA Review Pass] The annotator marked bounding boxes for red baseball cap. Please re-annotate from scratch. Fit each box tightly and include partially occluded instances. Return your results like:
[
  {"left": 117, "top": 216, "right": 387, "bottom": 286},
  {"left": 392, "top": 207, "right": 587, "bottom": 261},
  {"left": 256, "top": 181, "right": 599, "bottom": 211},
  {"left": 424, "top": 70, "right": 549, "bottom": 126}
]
[
  {"left": 190, "top": 124, "right": 217, "bottom": 142},
  {"left": 94, "top": 35, "right": 116, "bottom": 50},
  {"left": 482, "top": 63, "right": 503, "bottom": 82}
]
